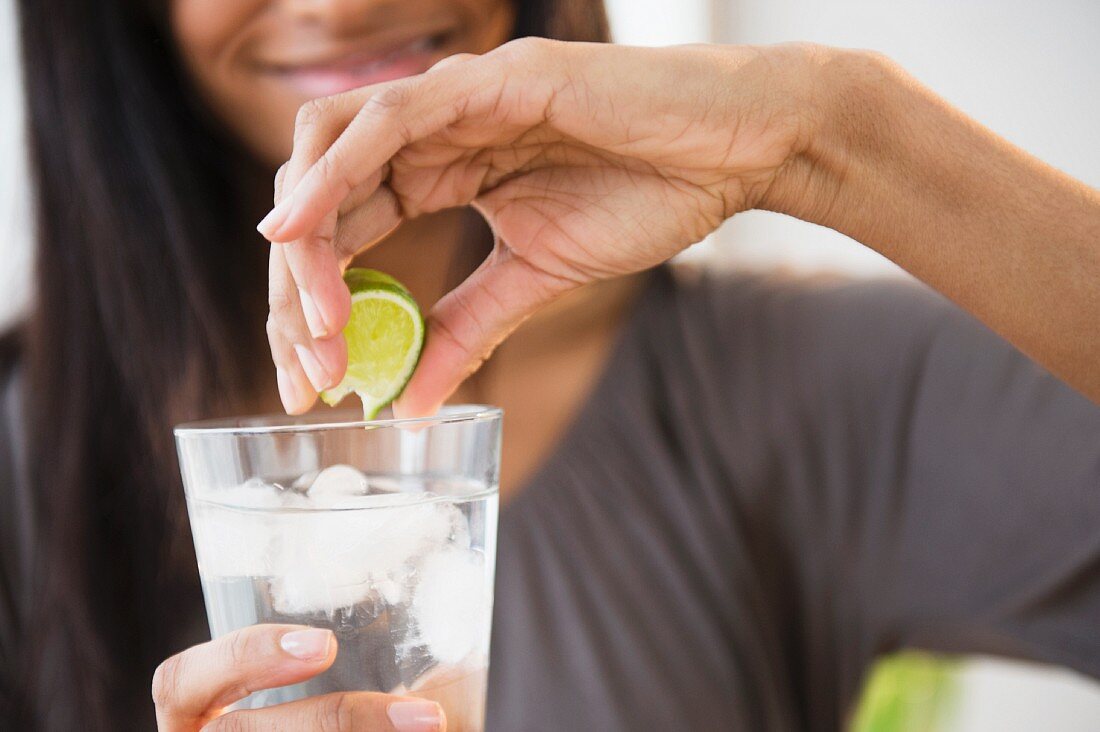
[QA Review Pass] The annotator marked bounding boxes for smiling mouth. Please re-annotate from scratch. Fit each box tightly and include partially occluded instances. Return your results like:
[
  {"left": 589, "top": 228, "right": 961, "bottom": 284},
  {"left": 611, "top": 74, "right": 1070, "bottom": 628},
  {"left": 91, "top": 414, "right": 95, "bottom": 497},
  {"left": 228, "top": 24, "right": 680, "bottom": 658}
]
[{"left": 269, "top": 33, "right": 452, "bottom": 99}]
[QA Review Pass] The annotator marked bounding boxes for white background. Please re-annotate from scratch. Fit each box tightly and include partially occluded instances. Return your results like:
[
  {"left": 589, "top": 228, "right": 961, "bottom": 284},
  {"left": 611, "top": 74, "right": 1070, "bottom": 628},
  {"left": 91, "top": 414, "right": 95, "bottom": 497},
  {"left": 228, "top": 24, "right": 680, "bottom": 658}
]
[
  {"left": 2, "top": 1, "right": 1100, "bottom": 726},
  {"left": 710, "top": 0, "right": 1100, "bottom": 276}
]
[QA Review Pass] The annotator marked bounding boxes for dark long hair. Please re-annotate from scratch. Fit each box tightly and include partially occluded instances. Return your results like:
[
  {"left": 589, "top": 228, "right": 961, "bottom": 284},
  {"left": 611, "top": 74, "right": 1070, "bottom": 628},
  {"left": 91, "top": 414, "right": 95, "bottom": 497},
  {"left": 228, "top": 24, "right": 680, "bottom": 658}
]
[{"left": 9, "top": 0, "right": 608, "bottom": 728}]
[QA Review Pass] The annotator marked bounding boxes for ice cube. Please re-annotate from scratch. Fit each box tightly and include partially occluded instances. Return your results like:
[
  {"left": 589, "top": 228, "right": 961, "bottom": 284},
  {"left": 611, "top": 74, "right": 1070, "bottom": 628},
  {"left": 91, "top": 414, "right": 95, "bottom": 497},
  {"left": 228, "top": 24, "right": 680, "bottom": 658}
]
[
  {"left": 270, "top": 495, "right": 468, "bottom": 616},
  {"left": 366, "top": 476, "right": 410, "bottom": 494},
  {"left": 189, "top": 479, "right": 282, "bottom": 578},
  {"left": 292, "top": 470, "right": 318, "bottom": 490},
  {"left": 277, "top": 489, "right": 312, "bottom": 509},
  {"left": 219, "top": 477, "right": 284, "bottom": 507},
  {"left": 308, "top": 464, "right": 369, "bottom": 502},
  {"left": 408, "top": 546, "right": 488, "bottom": 666},
  {"left": 270, "top": 556, "right": 374, "bottom": 616}
]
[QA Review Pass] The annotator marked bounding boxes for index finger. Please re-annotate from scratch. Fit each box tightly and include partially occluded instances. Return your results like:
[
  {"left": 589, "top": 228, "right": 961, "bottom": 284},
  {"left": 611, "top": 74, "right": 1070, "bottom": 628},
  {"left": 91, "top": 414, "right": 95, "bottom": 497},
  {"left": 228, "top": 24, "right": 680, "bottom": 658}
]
[
  {"left": 152, "top": 625, "right": 336, "bottom": 730},
  {"left": 257, "top": 39, "right": 554, "bottom": 244}
]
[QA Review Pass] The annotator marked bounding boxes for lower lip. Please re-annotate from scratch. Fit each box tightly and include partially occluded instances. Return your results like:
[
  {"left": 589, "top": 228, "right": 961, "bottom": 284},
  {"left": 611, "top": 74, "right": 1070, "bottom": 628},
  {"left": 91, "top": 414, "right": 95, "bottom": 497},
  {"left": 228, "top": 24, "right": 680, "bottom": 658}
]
[{"left": 276, "top": 42, "right": 443, "bottom": 99}]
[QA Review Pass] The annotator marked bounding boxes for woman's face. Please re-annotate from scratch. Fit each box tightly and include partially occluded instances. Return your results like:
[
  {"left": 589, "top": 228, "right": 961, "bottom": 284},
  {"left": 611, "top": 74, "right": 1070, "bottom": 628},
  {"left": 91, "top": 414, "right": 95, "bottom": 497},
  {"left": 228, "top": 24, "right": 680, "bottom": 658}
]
[{"left": 171, "top": 0, "right": 515, "bottom": 166}]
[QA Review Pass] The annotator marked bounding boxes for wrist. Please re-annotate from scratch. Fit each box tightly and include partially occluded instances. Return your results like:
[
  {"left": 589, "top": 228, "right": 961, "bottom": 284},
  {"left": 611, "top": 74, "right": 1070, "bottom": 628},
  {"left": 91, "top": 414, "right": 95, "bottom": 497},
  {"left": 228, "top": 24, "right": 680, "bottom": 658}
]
[{"left": 757, "top": 47, "right": 901, "bottom": 230}]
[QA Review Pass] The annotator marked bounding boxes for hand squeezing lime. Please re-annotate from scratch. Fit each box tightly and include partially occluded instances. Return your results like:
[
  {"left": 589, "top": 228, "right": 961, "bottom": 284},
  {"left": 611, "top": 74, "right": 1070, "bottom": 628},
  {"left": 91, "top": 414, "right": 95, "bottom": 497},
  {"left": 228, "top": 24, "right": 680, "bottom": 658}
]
[{"left": 320, "top": 268, "right": 425, "bottom": 418}]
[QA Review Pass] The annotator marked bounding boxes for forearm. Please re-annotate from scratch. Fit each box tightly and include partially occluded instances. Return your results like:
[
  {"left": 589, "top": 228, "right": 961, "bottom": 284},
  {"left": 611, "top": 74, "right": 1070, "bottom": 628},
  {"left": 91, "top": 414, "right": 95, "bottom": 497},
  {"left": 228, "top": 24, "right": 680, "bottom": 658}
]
[{"left": 766, "top": 49, "right": 1100, "bottom": 402}]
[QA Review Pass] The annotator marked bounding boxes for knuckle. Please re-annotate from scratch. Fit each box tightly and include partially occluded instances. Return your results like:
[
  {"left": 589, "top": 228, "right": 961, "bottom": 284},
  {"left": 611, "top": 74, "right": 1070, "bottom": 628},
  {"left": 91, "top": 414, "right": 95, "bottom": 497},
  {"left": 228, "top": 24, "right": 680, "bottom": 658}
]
[
  {"left": 360, "top": 83, "right": 415, "bottom": 147},
  {"left": 452, "top": 285, "right": 492, "bottom": 341},
  {"left": 151, "top": 654, "right": 182, "bottom": 708},
  {"left": 429, "top": 52, "right": 476, "bottom": 72},
  {"left": 225, "top": 626, "right": 264, "bottom": 671},
  {"left": 265, "top": 314, "right": 281, "bottom": 342},
  {"left": 364, "top": 83, "right": 409, "bottom": 118},
  {"left": 268, "top": 288, "right": 296, "bottom": 319},
  {"left": 274, "top": 163, "right": 289, "bottom": 201},
  {"left": 201, "top": 712, "right": 247, "bottom": 732},
  {"left": 313, "top": 153, "right": 342, "bottom": 191},
  {"left": 315, "top": 693, "right": 357, "bottom": 732},
  {"left": 321, "top": 154, "right": 358, "bottom": 202},
  {"left": 430, "top": 315, "right": 475, "bottom": 363},
  {"left": 294, "top": 97, "right": 335, "bottom": 142},
  {"left": 497, "top": 36, "right": 551, "bottom": 64}
]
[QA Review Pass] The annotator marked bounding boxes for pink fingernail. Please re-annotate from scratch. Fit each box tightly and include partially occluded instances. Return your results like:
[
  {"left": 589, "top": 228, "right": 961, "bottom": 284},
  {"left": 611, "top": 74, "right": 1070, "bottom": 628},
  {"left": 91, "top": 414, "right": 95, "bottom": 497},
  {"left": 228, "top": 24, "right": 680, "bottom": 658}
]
[
  {"left": 294, "top": 344, "right": 332, "bottom": 391},
  {"left": 279, "top": 628, "right": 332, "bottom": 661},
  {"left": 387, "top": 701, "right": 443, "bottom": 731},
  {"left": 299, "top": 287, "right": 329, "bottom": 338},
  {"left": 276, "top": 367, "right": 297, "bottom": 413},
  {"left": 257, "top": 192, "right": 294, "bottom": 239},
  {"left": 276, "top": 366, "right": 313, "bottom": 414}
]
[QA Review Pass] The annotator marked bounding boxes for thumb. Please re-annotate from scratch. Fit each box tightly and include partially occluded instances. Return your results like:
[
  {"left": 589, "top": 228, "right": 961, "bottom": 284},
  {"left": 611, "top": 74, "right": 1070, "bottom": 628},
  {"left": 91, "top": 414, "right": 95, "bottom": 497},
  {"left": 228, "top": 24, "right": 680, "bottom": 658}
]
[{"left": 393, "top": 248, "right": 578, "bottom": 418}]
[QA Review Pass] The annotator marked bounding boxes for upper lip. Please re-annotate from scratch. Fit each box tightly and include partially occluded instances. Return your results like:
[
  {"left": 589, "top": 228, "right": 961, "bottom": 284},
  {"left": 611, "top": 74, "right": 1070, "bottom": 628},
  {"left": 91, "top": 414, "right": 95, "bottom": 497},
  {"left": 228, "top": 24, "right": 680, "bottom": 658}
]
[{"left": 260, "top": 24, "right": 455, "bottom": 73}]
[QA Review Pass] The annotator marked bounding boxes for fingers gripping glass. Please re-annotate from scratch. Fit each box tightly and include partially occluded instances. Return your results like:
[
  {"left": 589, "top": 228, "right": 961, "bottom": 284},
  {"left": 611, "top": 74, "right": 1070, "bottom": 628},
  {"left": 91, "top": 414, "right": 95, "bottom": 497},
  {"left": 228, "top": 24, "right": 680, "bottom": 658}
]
[{"left": 175, "top": 407, "right": 502, "bottom": 732}]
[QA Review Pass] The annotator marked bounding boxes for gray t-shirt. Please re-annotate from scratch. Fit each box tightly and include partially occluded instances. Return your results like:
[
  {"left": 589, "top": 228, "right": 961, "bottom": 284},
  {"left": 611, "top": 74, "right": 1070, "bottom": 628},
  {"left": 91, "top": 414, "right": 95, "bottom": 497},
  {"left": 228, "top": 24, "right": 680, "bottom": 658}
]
[{"left": 3, "top": 267, "right": 1100, "bottom": 730}]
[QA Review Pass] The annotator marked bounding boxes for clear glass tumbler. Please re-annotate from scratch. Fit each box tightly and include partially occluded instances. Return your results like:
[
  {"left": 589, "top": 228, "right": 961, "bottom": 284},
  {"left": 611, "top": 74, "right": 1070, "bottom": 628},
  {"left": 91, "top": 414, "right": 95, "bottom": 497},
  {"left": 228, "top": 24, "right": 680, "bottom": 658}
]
[{"left": 174, "top": 406, "right": 501, "bottom": 732}]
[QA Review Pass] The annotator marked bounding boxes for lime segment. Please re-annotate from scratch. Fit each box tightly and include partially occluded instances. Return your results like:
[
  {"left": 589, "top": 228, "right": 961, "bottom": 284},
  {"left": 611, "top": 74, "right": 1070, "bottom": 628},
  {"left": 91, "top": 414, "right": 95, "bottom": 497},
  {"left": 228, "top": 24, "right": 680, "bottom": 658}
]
[{"left": 320, "top": 268, "right": 425, "bottom": 418}]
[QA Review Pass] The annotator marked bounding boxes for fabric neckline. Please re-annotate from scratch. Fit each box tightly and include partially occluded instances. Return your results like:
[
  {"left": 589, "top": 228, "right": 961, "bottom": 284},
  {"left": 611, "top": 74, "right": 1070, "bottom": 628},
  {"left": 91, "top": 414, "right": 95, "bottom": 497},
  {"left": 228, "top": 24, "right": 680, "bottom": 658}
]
[{"left": 500, "top": 267, "right": 672, "bottom": 517}]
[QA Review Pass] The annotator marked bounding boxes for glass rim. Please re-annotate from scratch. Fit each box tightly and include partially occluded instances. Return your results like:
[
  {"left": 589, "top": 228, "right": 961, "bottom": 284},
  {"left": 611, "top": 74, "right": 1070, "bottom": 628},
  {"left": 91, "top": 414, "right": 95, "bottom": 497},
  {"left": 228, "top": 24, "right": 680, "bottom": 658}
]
[{"left": 174, "top": 404, "right": 502, "bottom": 437}]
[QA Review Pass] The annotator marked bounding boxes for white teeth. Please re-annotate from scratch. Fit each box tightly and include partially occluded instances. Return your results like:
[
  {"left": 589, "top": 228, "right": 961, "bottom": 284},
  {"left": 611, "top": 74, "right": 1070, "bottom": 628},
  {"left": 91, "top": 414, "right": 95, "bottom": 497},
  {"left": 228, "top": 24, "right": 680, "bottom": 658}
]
[
  {"left": 406, "top": 37, "right": 433, "bottom": 53},
  {"left": 347, "top": 37, "right": 434, "bottom": 77},
  {"left": 388, "top": 36, "right": 433, "bottom": 61}
]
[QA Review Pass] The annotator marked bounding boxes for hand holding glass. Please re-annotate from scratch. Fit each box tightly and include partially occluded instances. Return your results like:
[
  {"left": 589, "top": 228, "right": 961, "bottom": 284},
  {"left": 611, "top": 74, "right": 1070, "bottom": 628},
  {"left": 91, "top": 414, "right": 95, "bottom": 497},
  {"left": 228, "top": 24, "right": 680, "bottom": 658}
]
[{"left": 175, "top": 407, "right": 501, "bottom": 731}]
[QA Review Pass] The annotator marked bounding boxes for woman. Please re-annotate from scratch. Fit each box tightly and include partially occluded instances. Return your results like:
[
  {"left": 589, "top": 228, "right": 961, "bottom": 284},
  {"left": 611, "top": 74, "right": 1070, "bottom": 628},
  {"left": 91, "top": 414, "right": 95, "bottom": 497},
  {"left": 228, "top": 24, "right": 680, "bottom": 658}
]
[{"left": 2, "top": 0, "right": 1098, "bottom": 730}]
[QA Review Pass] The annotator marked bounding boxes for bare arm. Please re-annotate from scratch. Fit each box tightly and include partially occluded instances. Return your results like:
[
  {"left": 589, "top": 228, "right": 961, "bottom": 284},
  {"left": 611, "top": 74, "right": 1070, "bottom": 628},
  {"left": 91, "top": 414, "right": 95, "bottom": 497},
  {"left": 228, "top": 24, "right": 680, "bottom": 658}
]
[
  {"left": 768, "top": 50, "right": 1100, "bottom": 401},
  {"left": 257, "top": 41, "right": 1100, "bottom": 414}
]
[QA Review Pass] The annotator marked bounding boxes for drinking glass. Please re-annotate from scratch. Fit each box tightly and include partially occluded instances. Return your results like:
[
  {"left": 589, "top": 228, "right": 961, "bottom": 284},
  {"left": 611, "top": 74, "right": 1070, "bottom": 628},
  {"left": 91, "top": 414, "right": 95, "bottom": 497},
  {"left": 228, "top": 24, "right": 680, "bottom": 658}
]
[{"left": 174, "top": 406, "right": 501, "bottom": 732}]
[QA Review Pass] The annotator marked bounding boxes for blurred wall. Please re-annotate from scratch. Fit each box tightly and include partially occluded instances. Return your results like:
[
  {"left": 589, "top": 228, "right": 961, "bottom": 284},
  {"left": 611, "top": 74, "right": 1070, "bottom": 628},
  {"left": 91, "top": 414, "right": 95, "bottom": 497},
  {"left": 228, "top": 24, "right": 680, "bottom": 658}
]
[
  {"left": 605, "top": 0, "right": 711, "bottom": 46},
  {"left": 711, "top": 0, "right": 1100, "bottom": 276}
]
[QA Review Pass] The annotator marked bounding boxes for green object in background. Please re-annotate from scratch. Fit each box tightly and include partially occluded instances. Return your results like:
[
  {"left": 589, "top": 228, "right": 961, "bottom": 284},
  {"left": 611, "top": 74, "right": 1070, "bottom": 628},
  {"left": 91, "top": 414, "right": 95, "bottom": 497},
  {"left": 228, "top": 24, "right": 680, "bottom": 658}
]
[{"left": 851, "top": 652, "right": 961, "bottom": 732}]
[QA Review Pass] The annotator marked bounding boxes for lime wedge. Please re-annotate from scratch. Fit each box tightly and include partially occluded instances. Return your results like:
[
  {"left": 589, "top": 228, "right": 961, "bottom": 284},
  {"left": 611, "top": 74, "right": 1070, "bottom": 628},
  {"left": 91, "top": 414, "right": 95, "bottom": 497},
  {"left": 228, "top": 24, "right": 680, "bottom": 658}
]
[{"left": 320, "top": 268, "right": 425, "bottom": 418}]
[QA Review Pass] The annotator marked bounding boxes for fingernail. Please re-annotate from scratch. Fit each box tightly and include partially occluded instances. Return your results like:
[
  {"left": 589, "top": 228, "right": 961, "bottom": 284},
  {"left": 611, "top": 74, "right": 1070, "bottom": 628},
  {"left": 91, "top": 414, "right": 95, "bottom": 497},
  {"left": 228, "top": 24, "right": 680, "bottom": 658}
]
[
  {"left": 279, "top": 628, "right": 332, "bottom": 661},
  {"left": 392, "top": 399, "right": 431, "bottom": 421},
  {"left": 276, "top": 366, "right": 307, "bottom": 414},
  {"left": 392, "top": 391, "right": 440, "bottom": 421},
  {"left": 299, "top": 287, "right": 329, "bottom": 338},
  {"left": 294, "top": 344, "right": 332, "bottom": 391},
  {"left": 387, "top": 701, "right": 443, "bottom": 731},
  {"left": 257, "top": 192, "right": 294, "bottom": 239}
]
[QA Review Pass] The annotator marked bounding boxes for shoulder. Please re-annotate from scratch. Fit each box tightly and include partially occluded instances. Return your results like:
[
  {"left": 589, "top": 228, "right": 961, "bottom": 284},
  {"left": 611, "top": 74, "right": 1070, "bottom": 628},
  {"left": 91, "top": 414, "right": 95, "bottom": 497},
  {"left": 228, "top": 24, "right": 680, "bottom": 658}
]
[
  {"left": 656, "top": 266, "right": 957, "bottom": 406},
  {"left": 659, "top": 265, "right": 1099, "bottom": 441},
  {"left": 669, "top": 264, "right": 1072, "bottom": 382},
  {"left": 670, "top": 266, "right": 955, "bottom": 364}
]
